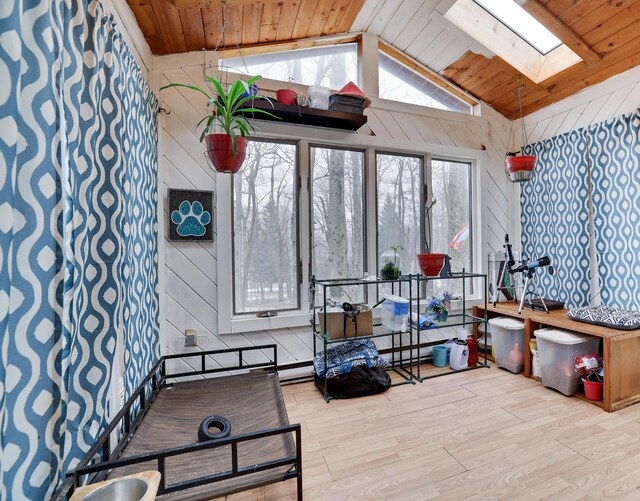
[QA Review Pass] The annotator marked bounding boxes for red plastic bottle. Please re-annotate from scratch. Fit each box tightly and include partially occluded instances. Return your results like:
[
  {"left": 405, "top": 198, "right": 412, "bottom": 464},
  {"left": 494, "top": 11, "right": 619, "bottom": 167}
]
[{"left": 467, "top": 338, "right": 479, "bottom": 367}]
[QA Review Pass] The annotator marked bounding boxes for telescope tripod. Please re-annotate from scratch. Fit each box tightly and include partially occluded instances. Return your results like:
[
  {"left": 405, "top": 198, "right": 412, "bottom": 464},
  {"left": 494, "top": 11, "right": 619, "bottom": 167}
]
[
  {"left": 518, "top": 269, "right": 548, "bottom": 314},
  {"left": 494, "top": 263, "right": 549, "bottom": 314}
]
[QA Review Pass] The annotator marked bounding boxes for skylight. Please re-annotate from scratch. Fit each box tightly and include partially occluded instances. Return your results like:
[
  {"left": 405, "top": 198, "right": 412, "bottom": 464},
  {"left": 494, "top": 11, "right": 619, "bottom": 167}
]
[{"left": 474, "top": 0, "right": 562, "bottom": 55}]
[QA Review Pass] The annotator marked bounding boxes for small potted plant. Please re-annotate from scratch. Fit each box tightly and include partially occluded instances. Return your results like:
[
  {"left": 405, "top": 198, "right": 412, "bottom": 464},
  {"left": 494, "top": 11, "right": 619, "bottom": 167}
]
[
  {"left": 380, "top": 245, "right": 403, "bottom": 280},
  {"left": 424, "top": 295, "right": 448, "bottom": 323},
  {"left": 160, "top": 75, "right": 277, "bottom": 173},
  {"left": 417, "top": 198, "right": 446, "bottom": 276}
]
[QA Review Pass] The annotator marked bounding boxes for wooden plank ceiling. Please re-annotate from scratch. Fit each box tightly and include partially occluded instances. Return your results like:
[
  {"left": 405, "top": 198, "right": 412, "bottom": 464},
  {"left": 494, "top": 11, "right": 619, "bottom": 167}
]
[
  {"left": 129, "top": 0, "right": 640, "bottom": 117},
  {"left": 442, "top": 0, "right": 640, "bottom": 117},
  {"left": 127, "top": 0, "right": 364, "bottom": 55}
]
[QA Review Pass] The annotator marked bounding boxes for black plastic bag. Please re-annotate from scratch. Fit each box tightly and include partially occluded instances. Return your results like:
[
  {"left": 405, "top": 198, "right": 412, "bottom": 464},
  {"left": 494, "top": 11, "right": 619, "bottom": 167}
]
[{"left": 316, "top": 365, "right": 391, "bottom": 399}]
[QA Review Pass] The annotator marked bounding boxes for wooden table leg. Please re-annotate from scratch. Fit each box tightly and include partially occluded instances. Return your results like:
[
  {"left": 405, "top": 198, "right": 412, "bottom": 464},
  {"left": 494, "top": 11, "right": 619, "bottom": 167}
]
[
  {"left": 523, "top": 319, "right": 540, "bottom": 378},
  {"left": 473, "top": 305, "right": 480, "bottom": 340},
  {"left": 603, "top": 337, "right": 612, "bottom": 412}
]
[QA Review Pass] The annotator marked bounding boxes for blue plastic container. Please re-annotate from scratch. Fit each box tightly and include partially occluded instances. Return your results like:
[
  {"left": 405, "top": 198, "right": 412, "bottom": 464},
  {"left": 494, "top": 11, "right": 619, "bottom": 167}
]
[{"left": 433, "top": 345, "right": 448, "bottom": 367}]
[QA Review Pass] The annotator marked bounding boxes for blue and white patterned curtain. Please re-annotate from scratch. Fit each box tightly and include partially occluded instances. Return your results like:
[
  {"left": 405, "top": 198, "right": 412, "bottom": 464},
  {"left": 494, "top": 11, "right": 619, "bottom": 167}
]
[
  {"left": 588, "top": 110, "right": 640, "bottom": 310},
  {"left": 521, "top": 130, "right": 592, "bottom": 308},
  {"left": 521, "top": 110, "right": 640, "bottom": 310},
  {"left": 0, "top": 1, "right": 159, "bottom": 498}
]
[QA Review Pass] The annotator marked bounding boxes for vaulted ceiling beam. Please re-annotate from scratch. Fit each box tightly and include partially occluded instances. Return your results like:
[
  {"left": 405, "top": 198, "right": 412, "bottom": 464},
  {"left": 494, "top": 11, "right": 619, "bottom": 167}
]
[{"left": 521, "top": 0, "right": 601, "bottom": 66}]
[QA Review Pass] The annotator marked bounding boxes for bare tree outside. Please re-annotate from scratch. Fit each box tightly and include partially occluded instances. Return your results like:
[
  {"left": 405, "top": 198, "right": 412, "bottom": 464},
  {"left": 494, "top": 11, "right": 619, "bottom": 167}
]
[
  {"left": 233, "top": 141, "right": 298, "bottom": 313},
  {"left": 311, "top": 147, "right": 365, "bottom": 303}
]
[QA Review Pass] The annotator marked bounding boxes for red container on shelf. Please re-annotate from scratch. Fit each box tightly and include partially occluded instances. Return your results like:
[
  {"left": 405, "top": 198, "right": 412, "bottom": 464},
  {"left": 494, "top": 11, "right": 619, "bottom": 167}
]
[{"left": 276, "top": 89, "right": 297, "bottom": 105}]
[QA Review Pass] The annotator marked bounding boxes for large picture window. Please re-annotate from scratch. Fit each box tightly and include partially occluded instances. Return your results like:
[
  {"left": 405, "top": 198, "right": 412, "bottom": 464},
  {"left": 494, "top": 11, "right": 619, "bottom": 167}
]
[
  {"left": 232, "top": 140, "right": 298, "bottom": 314},
  {"left": 311, "top": 146, "right": 365, "bottom": 302},
  {"left": 227, "top": 140, "right": 476, "bottom": 329}
]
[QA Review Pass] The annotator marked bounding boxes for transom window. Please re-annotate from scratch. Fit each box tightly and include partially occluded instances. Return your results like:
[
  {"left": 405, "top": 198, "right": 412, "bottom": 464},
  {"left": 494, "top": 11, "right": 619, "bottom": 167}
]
[
  {"left": 474, "top": 0, "right": 561, "bottom": 55},
  {"left": 378, "top": 52, "right": 472, "bottom": 114},
  {"left": 222, "top": 43, "right": 358, "bottom": 89}
]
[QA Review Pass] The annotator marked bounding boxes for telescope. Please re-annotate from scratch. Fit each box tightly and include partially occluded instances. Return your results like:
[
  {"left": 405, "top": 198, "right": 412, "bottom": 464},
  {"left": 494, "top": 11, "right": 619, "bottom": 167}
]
[
  {"left": 494, "top": 234, "right": 553, "bottom": 314},
  {"left": 512, "top": 256, "right": 552, "bottom": 274}
]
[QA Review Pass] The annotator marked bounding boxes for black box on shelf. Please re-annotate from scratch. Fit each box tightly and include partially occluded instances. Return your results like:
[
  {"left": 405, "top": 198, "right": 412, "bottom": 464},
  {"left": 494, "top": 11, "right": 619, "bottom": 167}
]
[{"left": 329, "top": 95, "right": 366, "bottom": 114}]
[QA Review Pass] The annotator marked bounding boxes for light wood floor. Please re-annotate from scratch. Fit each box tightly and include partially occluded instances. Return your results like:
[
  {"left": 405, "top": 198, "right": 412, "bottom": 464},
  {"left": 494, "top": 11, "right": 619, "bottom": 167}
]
[{"left": 217, "top": 364, "right": 640, "bottom": 500}]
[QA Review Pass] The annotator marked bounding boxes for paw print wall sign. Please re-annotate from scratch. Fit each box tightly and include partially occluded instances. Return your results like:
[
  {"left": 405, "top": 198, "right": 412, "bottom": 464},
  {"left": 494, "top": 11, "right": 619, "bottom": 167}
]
[{"left": 168, "top": 189, "right": 214, "bottom": 241}]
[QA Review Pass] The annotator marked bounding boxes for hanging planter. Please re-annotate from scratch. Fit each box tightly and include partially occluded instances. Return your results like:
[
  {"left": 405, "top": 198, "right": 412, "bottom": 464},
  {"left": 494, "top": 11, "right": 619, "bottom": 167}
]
[
  {"left": 160, "top": 76, "right": 277, "bottom": 174},
  {"left": 204, "top": 134, "right": 248, "bottom": 174},
  {"left": 158, "top": 9, "right": 279, "bottom": 174},
  {"left": 505, "top": 78, "right": 536, "bottom": 183},
  {"left": 505, "top": 152, "right": 536, "bottom": 182}
]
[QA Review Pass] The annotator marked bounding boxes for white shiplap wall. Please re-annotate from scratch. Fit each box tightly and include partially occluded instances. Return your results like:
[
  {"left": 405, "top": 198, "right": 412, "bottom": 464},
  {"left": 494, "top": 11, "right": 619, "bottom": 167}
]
[
  {"left": 153, "top": 58, "right": 516, "bottom": 367},
  {"left": 515, "top": 64, "right": 640, "bottom": 148},
  {"left": 97, "top": 0, "right": 517, "bottom": 369}
]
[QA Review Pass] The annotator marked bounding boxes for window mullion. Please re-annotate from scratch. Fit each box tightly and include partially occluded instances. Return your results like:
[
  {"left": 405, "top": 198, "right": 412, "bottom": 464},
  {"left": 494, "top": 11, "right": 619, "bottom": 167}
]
[{"left": 299, "top": 139, "right": 311, "bottom": 313}]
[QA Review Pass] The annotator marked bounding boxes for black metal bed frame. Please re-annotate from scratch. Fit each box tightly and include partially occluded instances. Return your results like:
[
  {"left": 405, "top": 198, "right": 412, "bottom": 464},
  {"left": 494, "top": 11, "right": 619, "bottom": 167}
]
[{"left": 52, "top": 345, "right": 302, "bottom": 500}]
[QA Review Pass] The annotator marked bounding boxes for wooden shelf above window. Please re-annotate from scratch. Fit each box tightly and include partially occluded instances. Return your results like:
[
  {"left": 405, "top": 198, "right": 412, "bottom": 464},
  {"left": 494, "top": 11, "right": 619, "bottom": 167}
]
[{"left": 239, "top": 99, "right": 368, "bottom": 131}]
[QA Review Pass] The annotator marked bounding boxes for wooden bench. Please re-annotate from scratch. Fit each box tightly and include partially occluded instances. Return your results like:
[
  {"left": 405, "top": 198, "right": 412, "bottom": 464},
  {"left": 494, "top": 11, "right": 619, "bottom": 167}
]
[{"left": 473, "top": 302, "right": 640, "bottom": 412}]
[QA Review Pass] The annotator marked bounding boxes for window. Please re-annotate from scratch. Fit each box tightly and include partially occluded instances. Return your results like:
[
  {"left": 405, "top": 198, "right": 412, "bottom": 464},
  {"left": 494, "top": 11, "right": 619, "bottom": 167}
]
[
  {"left": 376, "top": 153, "right": 424, "bottom": 276},
  {"left": 225, "top": 140, "right": 478, "bottom": 331},
  {"left": 474, "top": 0, "right": 561, "bottom": 55},
  {"left": 378, "top": 52, "right": 472, "bottom": 113},
  {"left": 311, "top": 146, "right": 365, "bottom": 303},
  {"left": 430, "top": 158, "right": 473, "bottom": 296},
  {"left": 232, "top": 140, "right": 298, "bottom": 314},
  {"left": 222, "top": 43, "right": 358, "bottom": 89}
]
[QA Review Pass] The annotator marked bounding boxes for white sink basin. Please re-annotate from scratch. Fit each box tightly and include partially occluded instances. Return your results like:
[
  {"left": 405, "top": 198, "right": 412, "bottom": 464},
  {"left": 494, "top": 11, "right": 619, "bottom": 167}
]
[{"left": 81, "top": 478, "right": 149, "bottom": 501}]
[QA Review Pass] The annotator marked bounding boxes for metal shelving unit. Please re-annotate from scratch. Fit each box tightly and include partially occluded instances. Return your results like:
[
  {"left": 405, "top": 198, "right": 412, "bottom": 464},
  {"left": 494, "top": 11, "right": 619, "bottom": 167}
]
[
  {"left": 309, "top": 270, "right": 490, "bottom": 401},
  {"left": 408, "top": 270, "right": 489, "bottom": 381},
  {"left": 310, "top": 275, "right": 415, "bottom": 402}
]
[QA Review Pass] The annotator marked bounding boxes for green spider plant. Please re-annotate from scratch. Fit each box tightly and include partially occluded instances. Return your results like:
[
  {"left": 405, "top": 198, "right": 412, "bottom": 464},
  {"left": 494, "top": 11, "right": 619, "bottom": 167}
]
[{"left": 159, "top": 75, "right": 278, "bottom": 156}]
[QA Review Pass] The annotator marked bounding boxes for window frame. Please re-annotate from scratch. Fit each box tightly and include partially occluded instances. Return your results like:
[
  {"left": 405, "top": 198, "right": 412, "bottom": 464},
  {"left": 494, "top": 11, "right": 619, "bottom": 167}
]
[
  {"left": 377, "top": 52, "right": 474, "bottom": 114},
  {"left": 374, "top": 150, "right": 426, "bottom": 275},
  {"left": 219, "top": 140, "right": 481, "bottom": 334},
  {"left": 308, "top": 143, "right": 368, "bottom": 302},
  {"left": 430, "top": 156, "right": 475, "bottom": 295},
  {"left": 230, "top": 137, "right": 302, "bottom": 316}
]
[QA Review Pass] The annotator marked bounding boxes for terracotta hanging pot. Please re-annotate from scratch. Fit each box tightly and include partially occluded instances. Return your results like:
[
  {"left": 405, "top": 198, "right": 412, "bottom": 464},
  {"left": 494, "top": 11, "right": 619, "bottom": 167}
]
[
  {"left": 205, "top": 134, "right": 248, "bottom": 174},
  {"left": 416, "top": 253, "right": 446, "bottom": 277},
  {"left": 505, "top": 154, "right": 536, "bottom": 183}
]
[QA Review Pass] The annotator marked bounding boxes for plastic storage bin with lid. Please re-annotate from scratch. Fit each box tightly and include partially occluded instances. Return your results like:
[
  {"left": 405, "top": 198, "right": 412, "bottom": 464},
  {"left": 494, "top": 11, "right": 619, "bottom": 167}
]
[
  {"left": 381, "top": 294, "right": 410, "bottom": 331},
  {"left": 535, "top": 328, "right": 600, "bottom": 396},
  {"left": 488, "top": 317, "right": 525, "bottom": 373}
]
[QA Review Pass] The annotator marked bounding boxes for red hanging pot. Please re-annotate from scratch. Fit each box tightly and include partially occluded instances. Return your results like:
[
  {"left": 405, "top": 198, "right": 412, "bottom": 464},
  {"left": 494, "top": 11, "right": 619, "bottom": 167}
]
[
  {"left": 416, "top": 253, "right": 446, "bottom": 277},
  {"left": 204, "top": 134, "right": 248, "bottom": 174},
  {"left": 505, "top": 155, "right": 536, "bottom": 183}
]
